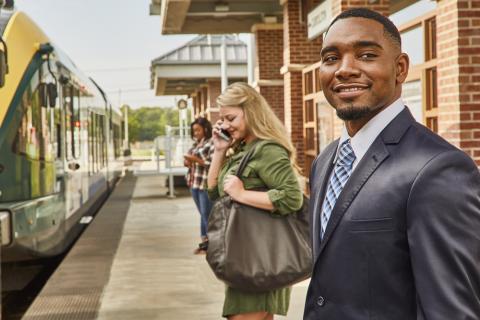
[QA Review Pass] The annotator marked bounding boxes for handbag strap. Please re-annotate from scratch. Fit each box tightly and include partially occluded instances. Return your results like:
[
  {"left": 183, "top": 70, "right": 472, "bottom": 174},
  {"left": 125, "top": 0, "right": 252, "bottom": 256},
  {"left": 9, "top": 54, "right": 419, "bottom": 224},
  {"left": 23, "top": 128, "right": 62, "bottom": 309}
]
[{"left": 235, "top": 140, "right": 260, "bottom": 178}]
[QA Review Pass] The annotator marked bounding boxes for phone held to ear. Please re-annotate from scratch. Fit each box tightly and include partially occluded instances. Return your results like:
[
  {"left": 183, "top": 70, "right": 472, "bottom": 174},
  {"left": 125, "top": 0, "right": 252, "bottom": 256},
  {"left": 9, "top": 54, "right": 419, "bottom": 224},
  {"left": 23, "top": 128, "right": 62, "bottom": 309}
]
[{"left": 218, "top": 129, "right": 231, "bottom": 141}]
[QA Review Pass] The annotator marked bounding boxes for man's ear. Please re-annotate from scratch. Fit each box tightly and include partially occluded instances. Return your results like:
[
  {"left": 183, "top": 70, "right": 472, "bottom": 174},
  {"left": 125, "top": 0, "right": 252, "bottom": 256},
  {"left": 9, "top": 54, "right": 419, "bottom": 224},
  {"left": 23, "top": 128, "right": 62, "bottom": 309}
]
[{"left": 396, "top": 53, "right": 409, "bottom": 84}]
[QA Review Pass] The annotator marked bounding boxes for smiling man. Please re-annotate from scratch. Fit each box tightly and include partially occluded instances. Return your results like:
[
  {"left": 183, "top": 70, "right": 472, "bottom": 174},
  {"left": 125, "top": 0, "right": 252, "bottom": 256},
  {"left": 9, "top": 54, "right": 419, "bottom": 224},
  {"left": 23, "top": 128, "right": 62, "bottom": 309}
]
[{"left": 304, "top": 8, "right": 480, "bottom": 320}]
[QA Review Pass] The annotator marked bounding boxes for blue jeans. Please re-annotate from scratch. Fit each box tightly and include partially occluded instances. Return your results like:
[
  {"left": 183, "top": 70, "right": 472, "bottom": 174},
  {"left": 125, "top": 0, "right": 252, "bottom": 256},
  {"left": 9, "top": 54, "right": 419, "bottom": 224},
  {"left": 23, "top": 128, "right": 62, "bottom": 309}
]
[{"left": 191, "top": 188, "right": 212, "bottom": 238}]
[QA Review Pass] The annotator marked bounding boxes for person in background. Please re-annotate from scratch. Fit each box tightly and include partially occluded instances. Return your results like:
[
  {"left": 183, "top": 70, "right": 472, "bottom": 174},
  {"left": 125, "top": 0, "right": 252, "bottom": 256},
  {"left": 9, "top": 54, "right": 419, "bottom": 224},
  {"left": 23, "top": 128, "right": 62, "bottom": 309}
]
[
  {"left": 207, "top": 82, "right": 303, "bottom": 320},
  {"left": 184, "top": 117, "right": 214, "bottom": 255},
  {"left": 304, "top": 8, "right": 480, "bottom": 319}
]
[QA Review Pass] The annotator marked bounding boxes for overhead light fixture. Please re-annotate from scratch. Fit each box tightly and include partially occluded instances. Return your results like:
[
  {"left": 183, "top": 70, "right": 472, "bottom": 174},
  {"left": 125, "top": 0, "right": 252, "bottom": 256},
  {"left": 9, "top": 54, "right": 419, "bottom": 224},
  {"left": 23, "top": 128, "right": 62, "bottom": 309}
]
[{"left": 215, "top": 2, "right": 229, "bottom": 12}]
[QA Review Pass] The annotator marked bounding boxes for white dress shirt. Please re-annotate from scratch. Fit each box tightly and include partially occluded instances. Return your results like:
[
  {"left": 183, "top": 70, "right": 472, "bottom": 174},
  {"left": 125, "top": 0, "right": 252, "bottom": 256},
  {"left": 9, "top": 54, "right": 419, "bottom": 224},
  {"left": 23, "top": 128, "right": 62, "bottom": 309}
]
[{"left": 334, "top": 98, "right": 405, "bottom": 172}]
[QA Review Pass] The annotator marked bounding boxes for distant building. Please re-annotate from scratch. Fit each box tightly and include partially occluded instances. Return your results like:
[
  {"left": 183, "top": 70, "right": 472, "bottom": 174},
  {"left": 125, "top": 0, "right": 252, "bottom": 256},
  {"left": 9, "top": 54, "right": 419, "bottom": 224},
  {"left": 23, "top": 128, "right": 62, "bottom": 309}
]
[{"left": 150, "top": 34, "right": 248, "bottom": 123}]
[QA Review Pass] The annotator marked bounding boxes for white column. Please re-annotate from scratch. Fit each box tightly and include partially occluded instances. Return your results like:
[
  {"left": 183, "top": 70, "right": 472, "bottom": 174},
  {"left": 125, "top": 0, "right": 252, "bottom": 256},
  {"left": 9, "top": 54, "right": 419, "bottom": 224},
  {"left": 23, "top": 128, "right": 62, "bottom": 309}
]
[
  {"left": 248, "top": 33, "right": 256, "bottom": 85},
  {"left": 221, "top": 35, "right": 228, "bottom": 91}
]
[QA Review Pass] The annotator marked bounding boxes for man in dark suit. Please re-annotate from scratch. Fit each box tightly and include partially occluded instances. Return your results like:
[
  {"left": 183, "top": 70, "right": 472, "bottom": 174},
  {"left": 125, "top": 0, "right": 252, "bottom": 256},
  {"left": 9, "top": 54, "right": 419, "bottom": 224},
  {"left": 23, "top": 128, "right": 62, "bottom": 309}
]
[{"left": 304, "top": 8, "right": 480, "bottom": 320}]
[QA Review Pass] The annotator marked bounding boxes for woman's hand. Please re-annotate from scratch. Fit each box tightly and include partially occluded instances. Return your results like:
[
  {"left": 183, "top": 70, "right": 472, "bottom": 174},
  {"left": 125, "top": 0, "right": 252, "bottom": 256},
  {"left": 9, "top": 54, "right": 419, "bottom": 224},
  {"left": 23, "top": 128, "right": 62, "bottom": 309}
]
[
  {"left": 212, "top": 120, "right": 232, "bottom": 152},
  {"left": 223, "top": 175, "right": 244, "bottom": 201},
  {"left": 184, "top": 154, "right": 197, "bottom": 163},
  {"left": 184, "top": 154, "right": 206, "bottom": 166}
]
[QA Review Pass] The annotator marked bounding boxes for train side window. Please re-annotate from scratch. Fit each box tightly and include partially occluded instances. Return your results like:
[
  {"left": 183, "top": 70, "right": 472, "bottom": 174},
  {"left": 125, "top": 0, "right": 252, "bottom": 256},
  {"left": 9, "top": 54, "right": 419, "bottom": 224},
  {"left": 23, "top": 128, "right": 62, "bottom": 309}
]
[
  {"left": 63, "top": 85, "right": 73, "bottom": 160},
  {"left": 88, "top": 111, "right": 95, "bottom": 174},
  {"left": 97, "top": 115, "right": 102, "bottom": 169},
  {"left": 12, "top": 65, "right": 54, "bottom": 163},
  {"left": 72, "top": 88, "right": 81, "bottom": 158}
]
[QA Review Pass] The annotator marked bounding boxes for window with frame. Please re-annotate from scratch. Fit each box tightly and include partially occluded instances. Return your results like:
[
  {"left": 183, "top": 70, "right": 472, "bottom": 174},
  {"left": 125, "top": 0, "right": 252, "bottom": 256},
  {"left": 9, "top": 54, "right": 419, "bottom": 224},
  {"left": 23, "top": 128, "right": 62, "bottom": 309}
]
[
  {"left": 398, "top": 10, "right": 438, "bottom": 132},
  {"left": 13, "top": 62, "right": 55, "bottom": 162},
  {"left": 390, "top": 0, "right": 438, "bottom": 132}
]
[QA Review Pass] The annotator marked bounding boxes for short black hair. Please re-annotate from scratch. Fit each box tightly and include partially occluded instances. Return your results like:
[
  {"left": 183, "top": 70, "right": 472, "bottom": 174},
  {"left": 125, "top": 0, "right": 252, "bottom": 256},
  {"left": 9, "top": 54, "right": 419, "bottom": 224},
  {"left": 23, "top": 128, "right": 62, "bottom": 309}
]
[
  {"left": 190, "top": 117, "right": 212, "bottom": 140},
  {"left": 326, "top": 8, "right": 401, "bottom": 48}
]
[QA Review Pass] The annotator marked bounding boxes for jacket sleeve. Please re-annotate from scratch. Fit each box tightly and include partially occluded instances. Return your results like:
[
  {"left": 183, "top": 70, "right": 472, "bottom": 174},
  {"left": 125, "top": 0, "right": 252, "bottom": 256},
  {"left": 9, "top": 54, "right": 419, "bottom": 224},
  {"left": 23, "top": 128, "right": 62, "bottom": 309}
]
[
  {"left": 407, "top": 150, "right": 480, "bottom": 318},
  {"left": 255, "top": 143, "right": 303, "bottom": 215}
]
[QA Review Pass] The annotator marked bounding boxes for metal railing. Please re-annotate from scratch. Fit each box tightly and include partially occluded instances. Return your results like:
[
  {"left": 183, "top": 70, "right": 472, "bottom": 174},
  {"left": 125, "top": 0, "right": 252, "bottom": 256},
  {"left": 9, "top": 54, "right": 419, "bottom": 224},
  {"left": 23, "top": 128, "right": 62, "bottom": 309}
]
[{"left": 135, "top": 126, "right": 191, "bottom": 198}]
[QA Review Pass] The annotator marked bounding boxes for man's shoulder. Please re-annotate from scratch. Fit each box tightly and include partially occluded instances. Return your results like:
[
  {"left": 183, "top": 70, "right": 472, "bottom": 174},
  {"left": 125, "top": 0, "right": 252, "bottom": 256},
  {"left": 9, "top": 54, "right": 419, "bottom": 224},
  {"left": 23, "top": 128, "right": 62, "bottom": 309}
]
[
  {"left": 393, "top": 121, "right": 477, "bottom": 171},
  {"left": 405, "top": 122, "right": 462, "bottom": 155}
]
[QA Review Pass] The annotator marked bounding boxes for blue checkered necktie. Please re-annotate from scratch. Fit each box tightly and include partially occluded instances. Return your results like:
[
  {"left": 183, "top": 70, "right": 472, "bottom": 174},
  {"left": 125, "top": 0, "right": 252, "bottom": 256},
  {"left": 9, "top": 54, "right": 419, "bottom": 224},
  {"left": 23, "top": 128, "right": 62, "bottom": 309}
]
[{"left": 321, "top": 139, "right": 356, "bottom": 239}]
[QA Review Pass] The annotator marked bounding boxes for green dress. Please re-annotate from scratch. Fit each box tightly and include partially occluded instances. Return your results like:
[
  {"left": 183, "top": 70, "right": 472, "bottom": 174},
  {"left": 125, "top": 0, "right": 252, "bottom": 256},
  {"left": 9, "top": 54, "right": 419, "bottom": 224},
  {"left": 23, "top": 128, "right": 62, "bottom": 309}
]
[{"left": 208, "top": 139, "right": 304, "bottom": 317}]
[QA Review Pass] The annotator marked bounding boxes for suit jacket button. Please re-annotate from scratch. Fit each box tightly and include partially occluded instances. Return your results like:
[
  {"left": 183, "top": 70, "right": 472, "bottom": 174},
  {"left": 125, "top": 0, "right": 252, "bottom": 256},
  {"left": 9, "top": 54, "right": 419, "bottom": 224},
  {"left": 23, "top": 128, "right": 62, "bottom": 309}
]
[{"left": 317, "top": 296, "right": 325, "bottom": 307}]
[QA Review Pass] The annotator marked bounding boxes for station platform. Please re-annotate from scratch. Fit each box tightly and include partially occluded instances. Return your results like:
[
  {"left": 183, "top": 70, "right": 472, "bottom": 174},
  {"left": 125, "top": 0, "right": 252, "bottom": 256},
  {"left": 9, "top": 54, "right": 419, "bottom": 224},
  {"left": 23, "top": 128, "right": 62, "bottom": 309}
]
[{"left": 22, "top": 172, "right": 309, "bottom": 320}]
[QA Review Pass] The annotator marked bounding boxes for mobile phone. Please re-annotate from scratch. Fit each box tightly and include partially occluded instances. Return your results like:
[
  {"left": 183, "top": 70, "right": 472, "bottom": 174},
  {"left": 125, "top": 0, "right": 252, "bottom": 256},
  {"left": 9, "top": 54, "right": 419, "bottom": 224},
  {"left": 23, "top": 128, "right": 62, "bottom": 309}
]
[{"left": 218, "top": 129, "right": 231, "bottom": 141}]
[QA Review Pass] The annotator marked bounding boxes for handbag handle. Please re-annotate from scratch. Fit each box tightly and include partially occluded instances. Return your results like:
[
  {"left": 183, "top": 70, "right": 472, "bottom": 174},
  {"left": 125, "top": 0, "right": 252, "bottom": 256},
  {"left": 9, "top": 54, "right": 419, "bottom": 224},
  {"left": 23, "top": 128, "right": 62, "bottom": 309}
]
[{"left": 235, "top": 141, "right": 260, "bottom": 177}]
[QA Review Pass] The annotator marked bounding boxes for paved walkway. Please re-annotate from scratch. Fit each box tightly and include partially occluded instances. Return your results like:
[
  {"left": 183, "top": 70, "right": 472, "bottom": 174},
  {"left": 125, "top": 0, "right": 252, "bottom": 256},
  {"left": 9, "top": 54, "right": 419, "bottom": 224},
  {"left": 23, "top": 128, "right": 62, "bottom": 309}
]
[
  {"left": 97, "top": 175, "right": 309, "bottom": 319},
  {"left": 24, "top": 173, "right": 309, "bottom": 319}
]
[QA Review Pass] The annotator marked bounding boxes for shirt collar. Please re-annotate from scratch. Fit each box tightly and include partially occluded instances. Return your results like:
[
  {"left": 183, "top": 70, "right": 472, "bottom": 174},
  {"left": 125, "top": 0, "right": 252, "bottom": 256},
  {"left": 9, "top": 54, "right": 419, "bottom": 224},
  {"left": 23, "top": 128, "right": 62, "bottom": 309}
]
[{"left": 334, "top": 98, "right": 405, "bottom": 166}]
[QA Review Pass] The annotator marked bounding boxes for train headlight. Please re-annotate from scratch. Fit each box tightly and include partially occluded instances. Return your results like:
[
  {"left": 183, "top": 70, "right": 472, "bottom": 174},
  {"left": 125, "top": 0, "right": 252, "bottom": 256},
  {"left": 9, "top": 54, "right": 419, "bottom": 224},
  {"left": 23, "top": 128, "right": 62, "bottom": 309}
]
[{"left": 0, "top": 210, "right": 11, "bottom": 246}]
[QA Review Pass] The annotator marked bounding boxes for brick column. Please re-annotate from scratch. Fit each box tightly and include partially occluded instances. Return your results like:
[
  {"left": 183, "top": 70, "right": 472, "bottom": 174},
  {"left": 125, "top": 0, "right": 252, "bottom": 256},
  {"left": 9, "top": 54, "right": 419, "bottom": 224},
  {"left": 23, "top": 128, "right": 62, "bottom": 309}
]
[
  {"left": 437, "top": 0, "right": 480, "bottom": 165},
  {"left": 332, "top": 0, "right": 389, "bottom": 16},
  {"left": 191, "top": 93, "right": 198, "bottom": 117},
  {"left": 206, "top": 79, "right": 221, "bottom": 124},
  {"left": 252, "top": 23, "right": 285, "bottom": 122},
  {"left": 282, "top": 0, "right": 322, "bottom": 169}
]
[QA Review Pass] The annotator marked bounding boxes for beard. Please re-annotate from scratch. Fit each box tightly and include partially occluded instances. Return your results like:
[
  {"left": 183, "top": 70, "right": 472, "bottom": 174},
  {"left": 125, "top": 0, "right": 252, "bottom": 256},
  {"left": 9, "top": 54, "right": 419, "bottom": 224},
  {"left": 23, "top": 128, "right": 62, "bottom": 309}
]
[{"left": 336, "top": 105, "right": 371, "bottom": 120}]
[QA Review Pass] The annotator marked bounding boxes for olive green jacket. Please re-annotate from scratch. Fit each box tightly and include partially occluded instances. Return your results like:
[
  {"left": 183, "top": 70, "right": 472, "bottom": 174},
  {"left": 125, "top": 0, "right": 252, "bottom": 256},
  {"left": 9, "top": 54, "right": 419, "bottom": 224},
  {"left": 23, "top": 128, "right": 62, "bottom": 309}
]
[
  {"left": 208, "top": 139, "right": 303, "bottom": 215},
  {"left": 208, "top": 139, "right": 304, "bottom": 317}
]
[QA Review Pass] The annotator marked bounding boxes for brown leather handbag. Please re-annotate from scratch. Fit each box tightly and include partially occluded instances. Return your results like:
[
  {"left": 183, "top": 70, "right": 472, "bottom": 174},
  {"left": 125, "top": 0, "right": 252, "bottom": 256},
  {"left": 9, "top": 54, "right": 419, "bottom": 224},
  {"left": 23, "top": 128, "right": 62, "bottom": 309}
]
[{"left": 206, "top": 144, "right": 312, "bottom": 293}]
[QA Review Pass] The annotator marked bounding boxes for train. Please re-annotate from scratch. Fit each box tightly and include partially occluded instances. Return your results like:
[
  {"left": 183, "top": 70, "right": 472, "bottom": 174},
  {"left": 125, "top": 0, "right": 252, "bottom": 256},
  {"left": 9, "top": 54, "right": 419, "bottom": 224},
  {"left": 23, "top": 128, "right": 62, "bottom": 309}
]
[{"left": 0, "top": 8, "right": 126, "bottom": 262}]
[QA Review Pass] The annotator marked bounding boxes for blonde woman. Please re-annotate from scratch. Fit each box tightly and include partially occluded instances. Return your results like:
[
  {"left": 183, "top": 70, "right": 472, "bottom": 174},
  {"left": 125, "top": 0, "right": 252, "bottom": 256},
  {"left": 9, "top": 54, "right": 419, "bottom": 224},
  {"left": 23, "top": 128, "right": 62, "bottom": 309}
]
[{"left": 207, "top": 82, "right": 303, "bottom": 320}]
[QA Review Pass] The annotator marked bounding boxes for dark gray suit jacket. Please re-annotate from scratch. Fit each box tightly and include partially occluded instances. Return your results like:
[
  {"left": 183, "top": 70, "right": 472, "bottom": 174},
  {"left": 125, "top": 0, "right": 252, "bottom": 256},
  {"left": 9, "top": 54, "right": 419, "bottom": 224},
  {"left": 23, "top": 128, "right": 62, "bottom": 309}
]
[{"left": 304, "top": 108, "right": 480, "bottom": 320}]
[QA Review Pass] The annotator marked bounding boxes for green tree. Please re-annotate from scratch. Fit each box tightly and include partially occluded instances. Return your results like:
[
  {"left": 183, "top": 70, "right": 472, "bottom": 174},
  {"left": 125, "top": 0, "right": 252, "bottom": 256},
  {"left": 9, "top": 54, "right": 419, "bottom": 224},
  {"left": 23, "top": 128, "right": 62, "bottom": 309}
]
[{"left": 128, "top": 107, "right": 181, "bottom": 142}]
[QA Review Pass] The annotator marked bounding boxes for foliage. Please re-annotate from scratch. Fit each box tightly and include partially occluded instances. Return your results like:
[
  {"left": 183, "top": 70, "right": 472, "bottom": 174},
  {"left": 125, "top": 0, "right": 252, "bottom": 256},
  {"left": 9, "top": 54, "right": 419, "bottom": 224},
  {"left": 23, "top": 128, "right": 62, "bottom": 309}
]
[{"left": 126, "top": 106, "right": 183, "bottom": 142}]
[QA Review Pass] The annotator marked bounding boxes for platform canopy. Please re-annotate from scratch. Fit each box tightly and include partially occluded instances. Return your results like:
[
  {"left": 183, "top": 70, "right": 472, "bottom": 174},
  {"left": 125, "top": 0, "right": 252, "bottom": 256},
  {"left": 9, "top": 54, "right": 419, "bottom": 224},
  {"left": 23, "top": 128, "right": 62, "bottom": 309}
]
[
  {"left": 150, "top": 0, "right": 283, "bottom": 34},
  {"left": 151, "top": 34, "right": 247, "bottom": 95}
]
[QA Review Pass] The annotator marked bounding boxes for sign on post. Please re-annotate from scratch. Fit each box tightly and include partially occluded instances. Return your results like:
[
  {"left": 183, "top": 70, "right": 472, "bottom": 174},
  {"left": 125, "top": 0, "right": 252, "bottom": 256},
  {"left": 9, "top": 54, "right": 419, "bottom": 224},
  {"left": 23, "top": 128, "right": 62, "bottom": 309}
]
[{"left": 307, "top": 0, "right": 333, "bottom": 40}]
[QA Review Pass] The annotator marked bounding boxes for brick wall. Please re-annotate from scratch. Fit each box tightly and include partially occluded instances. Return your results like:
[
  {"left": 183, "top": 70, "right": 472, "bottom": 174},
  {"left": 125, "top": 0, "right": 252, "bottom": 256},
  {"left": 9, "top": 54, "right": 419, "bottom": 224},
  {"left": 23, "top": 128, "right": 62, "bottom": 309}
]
[
  {"left": 206, "top": 80, "right": 221, "bottom": 124},
  {"left": 333, "top": 0, "right": 389, "bottom": 16},
  {"left": 283, "top": 0, "right": 323, "bottom": 169},
  {"left": 284, "top": 1, "right": 323, "bottom": 66},
  {"left": 256, "top": 27, "right": 283, "bottom": 80},
  {"left": 258, "top": 85, "right": 285, "bottom": 122},
  {"left": 207, "top": 80, "right": 221, "bottom": 109},
  {"left": 254, "top": 25, "right": 285, "bottom": 122},
  {"left": 437, "top": 0, "right": 480, "bottom": 165}
]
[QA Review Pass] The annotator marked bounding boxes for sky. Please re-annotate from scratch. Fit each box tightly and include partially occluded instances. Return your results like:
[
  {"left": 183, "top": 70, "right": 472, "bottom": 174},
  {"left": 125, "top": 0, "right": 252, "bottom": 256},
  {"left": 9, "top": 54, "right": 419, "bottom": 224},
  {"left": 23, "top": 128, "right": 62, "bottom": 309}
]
[{"left": 15, "top": 0, "right": 196, "bottom": 109}]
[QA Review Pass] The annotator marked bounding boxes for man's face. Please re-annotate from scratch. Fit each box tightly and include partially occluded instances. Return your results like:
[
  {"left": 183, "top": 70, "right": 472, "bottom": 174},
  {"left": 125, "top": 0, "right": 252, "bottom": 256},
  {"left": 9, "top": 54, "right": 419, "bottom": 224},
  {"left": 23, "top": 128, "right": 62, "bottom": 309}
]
[{"left": 320, "top": 17, "right": 408, "bottom": 121}]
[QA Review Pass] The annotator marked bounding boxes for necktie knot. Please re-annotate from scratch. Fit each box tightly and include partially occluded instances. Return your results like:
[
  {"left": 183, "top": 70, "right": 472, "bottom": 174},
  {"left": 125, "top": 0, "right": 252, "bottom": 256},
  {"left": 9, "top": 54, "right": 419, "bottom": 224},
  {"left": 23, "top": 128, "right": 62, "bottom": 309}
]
[{"left": 337, "top": 140, "right": 356, "bottom": 167}]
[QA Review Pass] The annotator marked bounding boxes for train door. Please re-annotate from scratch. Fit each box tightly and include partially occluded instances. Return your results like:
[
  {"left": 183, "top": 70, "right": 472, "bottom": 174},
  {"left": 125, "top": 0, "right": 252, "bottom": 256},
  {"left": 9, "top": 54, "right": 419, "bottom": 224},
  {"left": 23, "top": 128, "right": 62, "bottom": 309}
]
[{"left": 62, "top": 83, "right": 83, "bottom": 218}]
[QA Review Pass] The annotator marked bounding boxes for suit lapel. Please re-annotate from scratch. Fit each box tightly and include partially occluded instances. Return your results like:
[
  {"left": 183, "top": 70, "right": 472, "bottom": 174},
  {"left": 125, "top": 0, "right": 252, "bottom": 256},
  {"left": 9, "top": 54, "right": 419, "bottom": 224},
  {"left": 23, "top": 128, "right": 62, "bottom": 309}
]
[
  {"left": 316, "top": 139, "right": 389, "bottom": 258},
  {"left": 311, "top": 143, "right": 337, "bottom": 260},
  {"left": 314, "top": 108, "right": 415, "bottom": 262}
]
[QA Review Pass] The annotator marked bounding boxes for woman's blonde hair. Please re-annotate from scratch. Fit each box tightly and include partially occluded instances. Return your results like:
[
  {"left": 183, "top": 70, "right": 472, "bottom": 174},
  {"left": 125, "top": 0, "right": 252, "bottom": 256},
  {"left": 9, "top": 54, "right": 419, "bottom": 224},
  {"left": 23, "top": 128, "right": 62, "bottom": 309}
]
[{"left": 216, "top": 82, "right": 300, "bottom": 172}]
